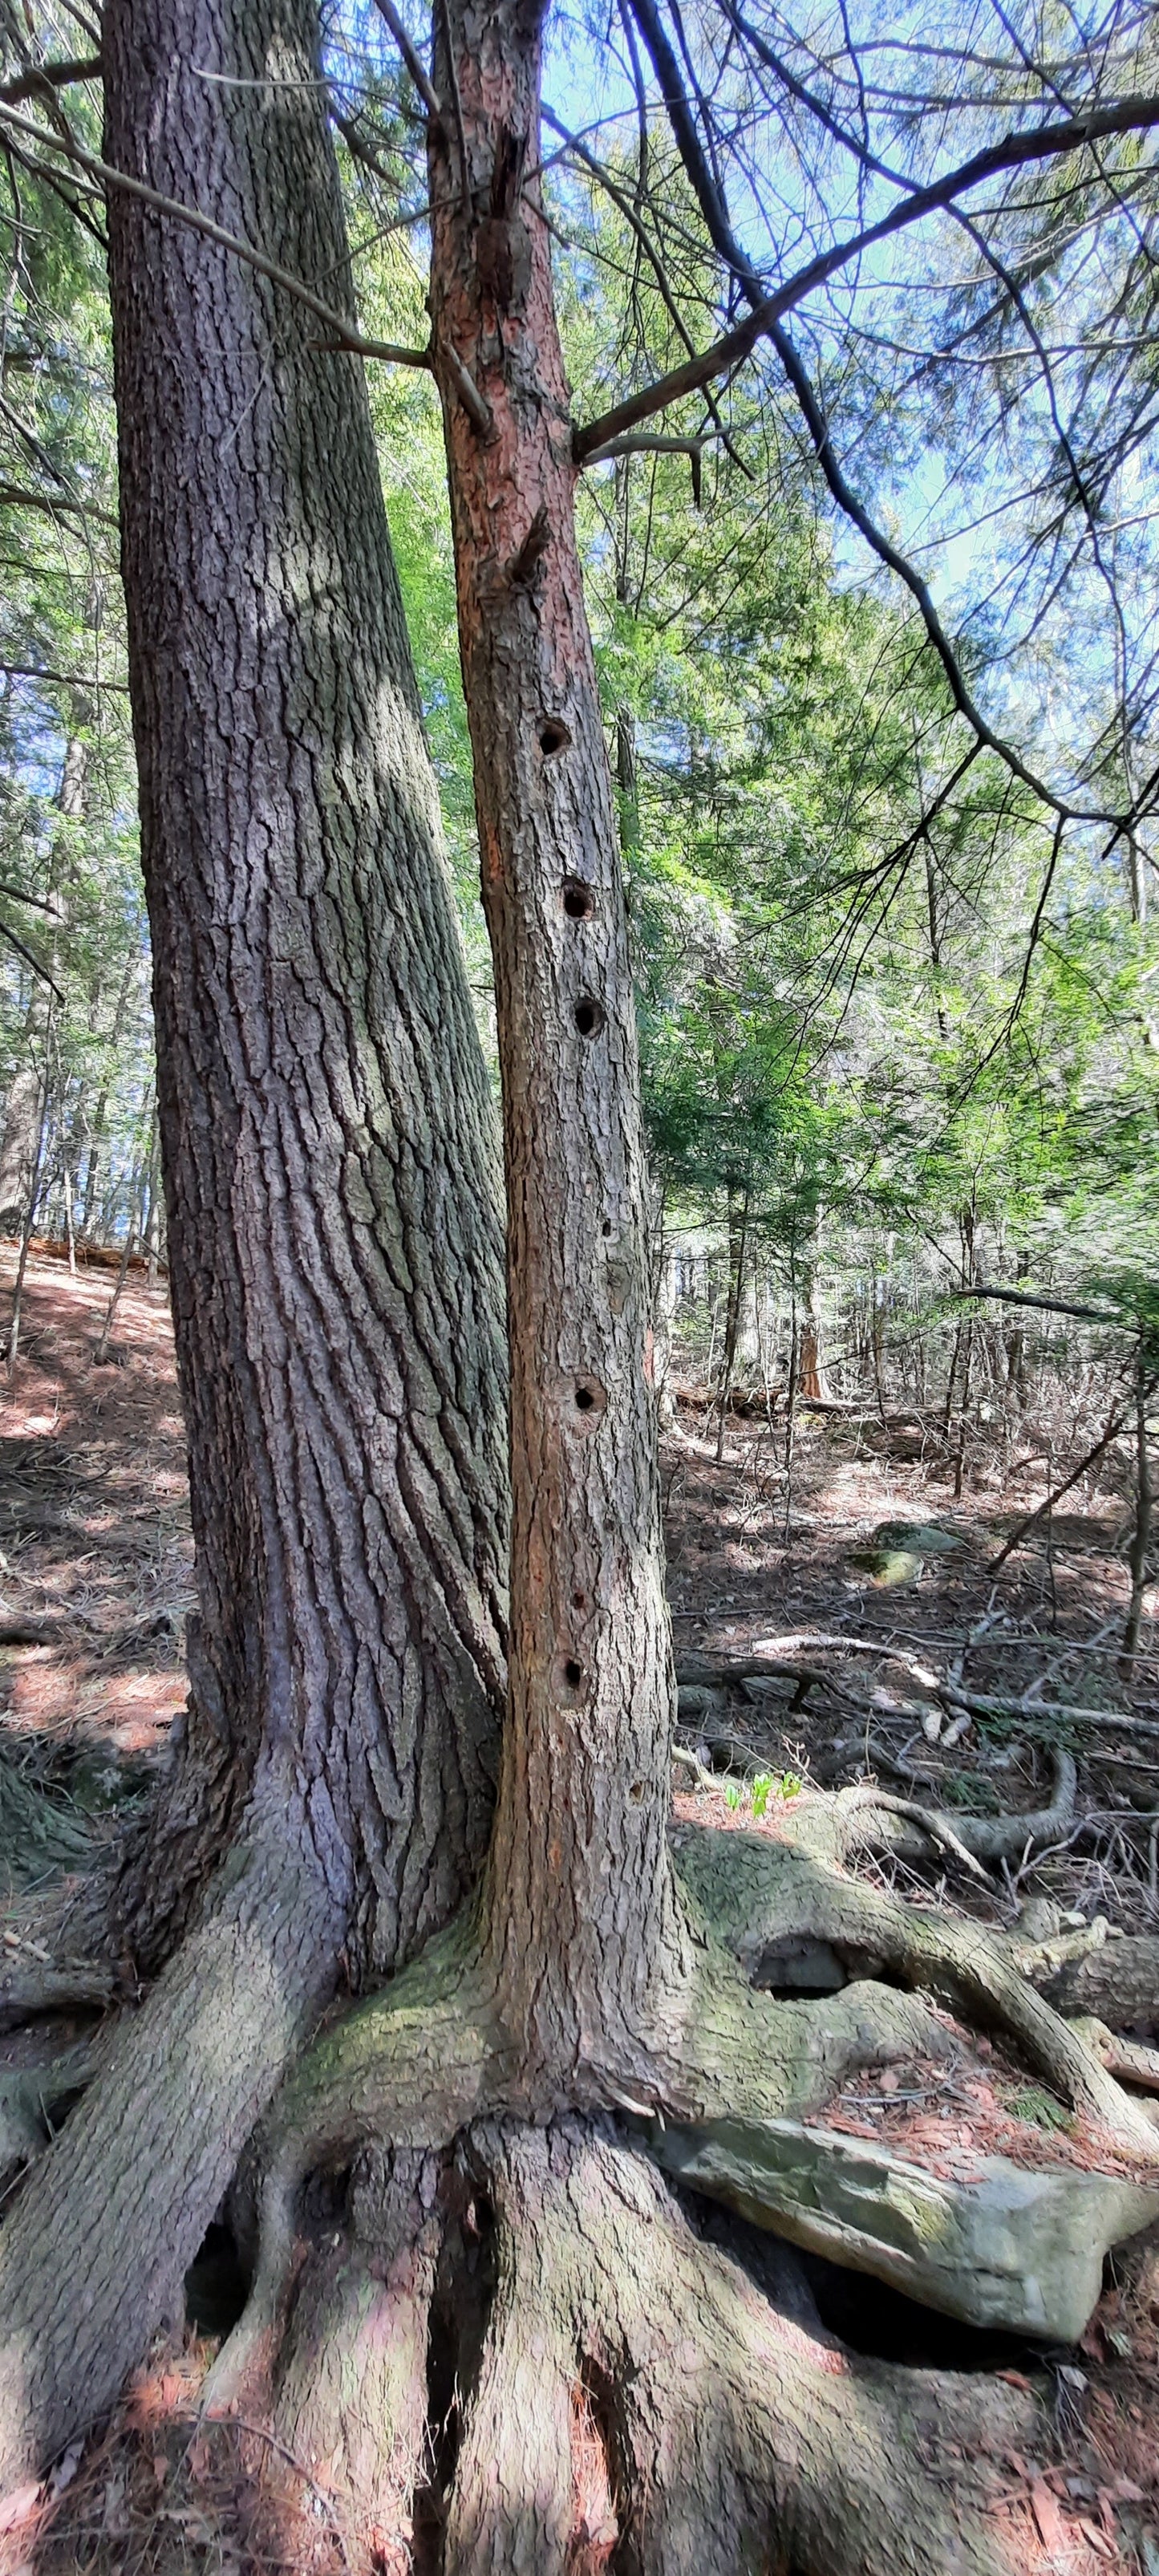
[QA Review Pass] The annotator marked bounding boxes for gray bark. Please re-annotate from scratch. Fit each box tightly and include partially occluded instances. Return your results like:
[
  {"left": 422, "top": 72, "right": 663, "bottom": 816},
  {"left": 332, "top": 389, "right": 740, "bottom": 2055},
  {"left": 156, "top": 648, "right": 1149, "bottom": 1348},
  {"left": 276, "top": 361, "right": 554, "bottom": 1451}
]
[
  {"left": 101, "top": 0, "right": 510, "bottom": 1979},
  {"left": 0, "top": 0, "right": 513, "bottom": 2483}
]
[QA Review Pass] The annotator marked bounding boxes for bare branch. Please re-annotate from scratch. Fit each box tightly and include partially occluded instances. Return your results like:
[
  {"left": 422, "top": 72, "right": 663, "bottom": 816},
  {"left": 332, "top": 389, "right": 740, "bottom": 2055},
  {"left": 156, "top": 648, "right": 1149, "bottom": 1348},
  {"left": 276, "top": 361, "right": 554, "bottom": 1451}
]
[
  {"left": 0, "top": 919, "right": 63, "bottom": 998},
  {"left": 573, "top": 75, "right": 1159, "bottom": 473},
  {"left": 957, "top": 1284, "right": 1125, "bottom": 1324},
  {"left": 0, "top": 55, "right": 101, "bottom": 108},
  {"left": 438, "top": 336, "right": 493, "bottom": 433},
  {"left": 618, "top": 0, "right": 1152, "bottom": 830},
  {"left": 0, "top": 661, "right": 128, "bottom": 692},
  {"left": 369, "top": 0, "right": 442, "bottom": 122},
  {"left": 0, "top": 103, "right": 433, "bottom": 373},
  {"left": 0, "top": 479, "right": 117, "bottom": 531},
  {"left": 0, "top": 882, "right": 62, "bottom": 914},
  {"left": 541, "top": 102, "right": 750, "bottom": 476},
  {"left": 580, "top": 430, "right": 706, "bottom": 464}
]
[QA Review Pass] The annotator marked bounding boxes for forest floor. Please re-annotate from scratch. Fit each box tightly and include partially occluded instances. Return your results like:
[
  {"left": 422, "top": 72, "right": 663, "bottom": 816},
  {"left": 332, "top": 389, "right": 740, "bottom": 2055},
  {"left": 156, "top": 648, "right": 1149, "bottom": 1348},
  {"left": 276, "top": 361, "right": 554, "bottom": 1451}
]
[
  {"left": 664, "top": 1383, "right": 1159, "bottom": 1937},
  {"left": 0, "top": 1251, "right": 1156, "bottom": 2574}
]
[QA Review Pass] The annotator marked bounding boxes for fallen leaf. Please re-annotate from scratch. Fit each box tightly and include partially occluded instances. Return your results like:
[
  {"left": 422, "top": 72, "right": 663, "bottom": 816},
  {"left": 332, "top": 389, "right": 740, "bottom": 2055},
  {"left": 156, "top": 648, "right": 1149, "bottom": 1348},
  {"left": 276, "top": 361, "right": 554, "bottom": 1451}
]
[
  {"left": 1030, "top": 2475, "right": 1068, "bottom": 2553},
  {"left": 47, "top": 2442, "right": 83, "bottom": 2499},
  {"left": 0, "top": 2485, "right": 41, "bottom": 2533}
]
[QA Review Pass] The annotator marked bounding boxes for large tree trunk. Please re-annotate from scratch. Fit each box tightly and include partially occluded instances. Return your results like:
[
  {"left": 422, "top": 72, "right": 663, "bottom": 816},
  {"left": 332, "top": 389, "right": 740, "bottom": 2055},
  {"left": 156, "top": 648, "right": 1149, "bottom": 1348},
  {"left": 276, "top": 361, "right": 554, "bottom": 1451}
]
[
  {"left": 428, "top": 0, "right": 686, "bottom": 2097},
  {"left": 0, "top": 0, "right": 511, "bottom": 2481},
  {"left": 101, "top": 0, "right": 510, "bottom": 1984}
]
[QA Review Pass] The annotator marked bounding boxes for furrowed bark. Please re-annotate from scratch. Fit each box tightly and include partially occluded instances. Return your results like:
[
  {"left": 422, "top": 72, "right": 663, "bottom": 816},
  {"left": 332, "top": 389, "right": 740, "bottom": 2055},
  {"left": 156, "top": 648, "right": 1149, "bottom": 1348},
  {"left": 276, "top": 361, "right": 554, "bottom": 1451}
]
[
  {"left": 428, "top": 0, "right": 687, "bottom": 2096},
  {"left": 0, "top": 0, "right": 513, "bottom": 2488},
  {"left": 102, "top": 0, "right": 509, "bottom": 1981}
]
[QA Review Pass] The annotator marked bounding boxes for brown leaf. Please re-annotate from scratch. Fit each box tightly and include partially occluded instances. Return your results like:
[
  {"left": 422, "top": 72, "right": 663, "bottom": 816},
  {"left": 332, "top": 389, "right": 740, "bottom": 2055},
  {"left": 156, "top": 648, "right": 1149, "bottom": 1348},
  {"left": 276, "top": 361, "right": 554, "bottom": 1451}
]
[
  {"left": 0, "top": 2485, "right": 41, "bottom": 2533},
  {"left": 1030, "top": 2474, "right": 1069, "bottom": 2553}
]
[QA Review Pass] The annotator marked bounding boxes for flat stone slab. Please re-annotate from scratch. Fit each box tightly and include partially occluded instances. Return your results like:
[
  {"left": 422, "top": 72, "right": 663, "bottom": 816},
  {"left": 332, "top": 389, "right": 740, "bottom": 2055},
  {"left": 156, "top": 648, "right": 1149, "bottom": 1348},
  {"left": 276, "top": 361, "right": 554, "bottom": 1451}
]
[{"left": 651, "top": 2115, "right": 1159, "bottom": 2341}]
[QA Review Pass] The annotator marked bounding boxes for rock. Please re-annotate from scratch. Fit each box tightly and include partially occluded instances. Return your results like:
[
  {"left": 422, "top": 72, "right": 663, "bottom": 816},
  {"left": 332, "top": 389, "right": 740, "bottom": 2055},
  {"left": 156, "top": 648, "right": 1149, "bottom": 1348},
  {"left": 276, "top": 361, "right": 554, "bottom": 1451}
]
[
  {"left": 650, "top": 2115, "right": 1159, "bottom": 2342},
  {"left": 870, "top": 1519, "right": 966, "bottom": 1556}
]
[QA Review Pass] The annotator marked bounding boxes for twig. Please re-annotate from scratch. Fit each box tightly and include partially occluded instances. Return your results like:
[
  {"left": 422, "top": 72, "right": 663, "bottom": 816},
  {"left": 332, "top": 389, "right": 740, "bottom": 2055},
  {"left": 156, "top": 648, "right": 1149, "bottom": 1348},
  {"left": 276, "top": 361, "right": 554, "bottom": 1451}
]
[
  {"left": 370, "top": 0, "right": 442, "bottom": 120},
  {"left": 0, "top": 103, "right": 432, "bottom": 372}
]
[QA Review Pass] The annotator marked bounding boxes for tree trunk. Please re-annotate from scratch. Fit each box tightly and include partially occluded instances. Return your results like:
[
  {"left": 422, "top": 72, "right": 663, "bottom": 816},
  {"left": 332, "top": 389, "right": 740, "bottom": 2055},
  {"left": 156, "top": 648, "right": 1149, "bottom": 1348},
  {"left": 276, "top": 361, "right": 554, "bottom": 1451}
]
[
  {"left": 798, "top": 1264, "right": 831, "bottom": 1403},
  {"left": 0, "top": 0, "right": 511, "bottom": 2481},
  {"left": 79, "top": 949, "right": 136, "bottom": 1236},
  {"left": 715, "top": 1183, "right": 749, "bottom": 1459},
  {"left": 428, "top": 0, "right": 685, "bottom": 2095},
  {"left": 101, "top": 0, "right": 510, "bottom": 1980}
]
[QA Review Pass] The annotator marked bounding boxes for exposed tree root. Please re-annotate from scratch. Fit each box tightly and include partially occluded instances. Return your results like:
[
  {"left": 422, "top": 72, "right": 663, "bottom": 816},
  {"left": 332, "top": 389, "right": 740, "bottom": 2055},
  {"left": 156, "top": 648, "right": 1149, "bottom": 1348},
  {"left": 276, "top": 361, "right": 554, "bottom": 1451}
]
[
  {"left": 0, "top": 1956, "right": 117, "bottom": 2034},
  {"left": 670, "top": 1813, "right": 1157, "bottom": 2150},
  {"left": 2, "top": 1812, "right": 1153, "bottom": 2510},
  {"left": 851, "top": 1750, "right": 1077, "bottom": 1869},
  {"left": 0, "top": 2039, "right": 100, "bottom": 2184},
  {"left": 211, "top": 2116, "right": 1039, "bottom": 2576},
  {"left": 0, "top": 1827, "right": 345, "bottom": 2493},
  {"left": 1038, "top": 1933, "right": 1159, "bottom": 2029}
]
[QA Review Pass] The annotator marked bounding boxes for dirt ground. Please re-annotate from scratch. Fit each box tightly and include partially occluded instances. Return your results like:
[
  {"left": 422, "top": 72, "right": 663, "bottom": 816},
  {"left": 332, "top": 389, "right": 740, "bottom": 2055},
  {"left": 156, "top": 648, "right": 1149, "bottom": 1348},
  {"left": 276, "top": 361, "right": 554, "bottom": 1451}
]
[
  {"left": 664, "top": 1390, "right": 1159, "bottom": 1938},
  {"left": 0, "top": 1251, "right": 1156, "bottom": 2576}
]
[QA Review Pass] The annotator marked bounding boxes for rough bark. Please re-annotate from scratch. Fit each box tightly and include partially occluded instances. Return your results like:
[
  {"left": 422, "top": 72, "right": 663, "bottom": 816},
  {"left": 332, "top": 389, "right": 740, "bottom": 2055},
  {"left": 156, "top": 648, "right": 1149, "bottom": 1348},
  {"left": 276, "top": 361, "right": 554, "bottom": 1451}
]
[
  {"left": 102, "top": 0, "right": 509, "bottom": 1980},
  {"left": 428, "top": 0, "right": 685, "bottom": 2093},
  {"left": 212, "top": 2113, "right": 1041, "bottom": 2576},
  {"left": 0, "top": 0, "right": 513, "bottom": 2488}
]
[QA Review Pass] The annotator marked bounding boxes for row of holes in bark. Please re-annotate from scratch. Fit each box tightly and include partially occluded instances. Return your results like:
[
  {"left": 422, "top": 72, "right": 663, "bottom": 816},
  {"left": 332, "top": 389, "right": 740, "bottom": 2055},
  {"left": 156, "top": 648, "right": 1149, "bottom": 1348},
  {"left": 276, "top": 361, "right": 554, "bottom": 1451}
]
[
  {"left": 561, "top": 1377, "right": 605, "bottom": 1696},
  {"left": 561, "top": 877, "right": 603, "bottom": 1037},
  {"left": 557, "top": 809, "right": 601, "bottom": 1702}
]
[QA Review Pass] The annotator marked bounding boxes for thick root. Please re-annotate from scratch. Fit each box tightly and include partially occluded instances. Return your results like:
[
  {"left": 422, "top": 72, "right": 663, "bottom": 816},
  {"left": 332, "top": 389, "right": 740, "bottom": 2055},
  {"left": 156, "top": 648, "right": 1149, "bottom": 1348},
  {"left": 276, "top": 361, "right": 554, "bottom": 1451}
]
[
  {"left": 0, "top": 1829, "right": 343, "bottom": 2491},
  {"left": 212, "top": 2115, "right": 1038, "bottom": 2576},
  {"left": 440, "top": 2116, "right": 1034, "bottom": 2576},
  {"left": 0, "top": 1957, "right": 117, "bottom": 2034},
  {"left": 265, "top": 2146, "right": 445, "bottom": 2572},
  {"left": 1039, "top": 1933, "right": 1159, "bottom": 2030},
  {"left": 671, "top": 1815, "right": 1158, "bottom": 2152}
]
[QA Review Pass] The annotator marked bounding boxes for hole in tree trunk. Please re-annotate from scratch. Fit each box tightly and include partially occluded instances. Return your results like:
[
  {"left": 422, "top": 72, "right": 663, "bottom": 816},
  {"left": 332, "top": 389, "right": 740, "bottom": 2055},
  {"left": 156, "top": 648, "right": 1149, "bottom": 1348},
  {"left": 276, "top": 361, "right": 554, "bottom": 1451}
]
[
  {"left": 751, "top": 1941, "right": 898, "bottom": 1997},
  {"left": 540, "top": 718, "right": 571, "bottom": 754},
  {"left": 574, "top": 998, "right": 605, "bottom": 1037},
  {"left": 571, "top": 2355, "right": 634, "bottom": 2571},
  {"left": 184, "top": 2219, "right": 248, "bottom": 2339},
  {"left": 562, "top": 876, "right": 594, "bottom": 918},
  {"left": 573, "top": 1376, "right": 606, "bottom": 1424}
]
